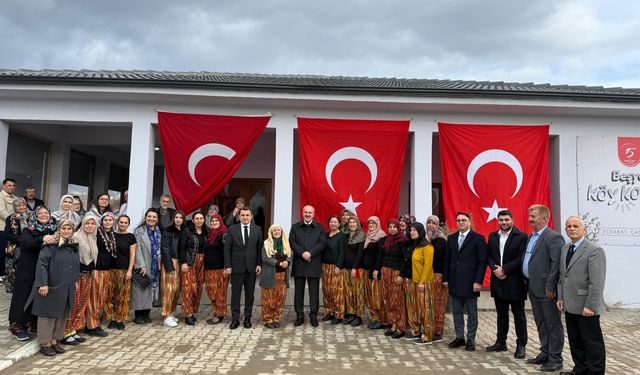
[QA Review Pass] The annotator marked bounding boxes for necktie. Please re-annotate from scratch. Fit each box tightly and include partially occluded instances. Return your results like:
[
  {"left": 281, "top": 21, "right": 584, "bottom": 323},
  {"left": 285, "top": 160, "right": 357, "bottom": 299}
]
[
  {"left": 243, "top": 225, "right": 249, "bottom": 246},
  {"left": 458, "top": 234, "right": 465, "bottom": 250},
  {"left": 566, "top": 244, "right": 576, "bottom": 268}
]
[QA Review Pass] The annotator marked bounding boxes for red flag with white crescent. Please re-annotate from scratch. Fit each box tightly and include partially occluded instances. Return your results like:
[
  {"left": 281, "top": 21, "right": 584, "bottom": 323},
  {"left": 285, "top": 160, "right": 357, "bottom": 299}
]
[
  {"left": 158, "top": 112, "right": 270, "bottom": 214},
  {"left": 298, "top": 117, "right": 409, "bottom": 227},
  {"left": 438, "top": 123, "right": 551, "bottom": 286}
]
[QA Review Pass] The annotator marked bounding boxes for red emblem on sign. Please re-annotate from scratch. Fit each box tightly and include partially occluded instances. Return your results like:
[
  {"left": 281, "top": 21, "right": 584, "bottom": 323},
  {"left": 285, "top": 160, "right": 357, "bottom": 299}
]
[{"left": 618, "top": 137, "right": 640, "bottom": 167}]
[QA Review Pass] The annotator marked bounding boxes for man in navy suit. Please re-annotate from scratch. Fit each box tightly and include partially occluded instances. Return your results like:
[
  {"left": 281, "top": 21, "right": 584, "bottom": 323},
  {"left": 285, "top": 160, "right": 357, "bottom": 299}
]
[
  {"left": 224, "top": 207, "right": 263, "bottom": 329},
  {"left": 443, "top": 212, "right": 487, "bottom": 352}
]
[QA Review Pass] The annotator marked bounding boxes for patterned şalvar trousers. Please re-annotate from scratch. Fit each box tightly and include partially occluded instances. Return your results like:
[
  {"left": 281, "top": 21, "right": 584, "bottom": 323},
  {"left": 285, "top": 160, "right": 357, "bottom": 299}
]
[
  {"left": 365, "top": 275, "right": 387, "bottom": 324},
  {"left": 261, "top": 272, "right": 287, "bottom": 323},
  {"left": 322, "top": 263, "right": 345, "bottom": 319},
  {"left": 420, "top": 283, "right": 435, "bottom": 341},
  {"left": 105, "top": 269, "right": 131, "bottom": 322},
  {"left": 37, "top": 311, "right": 69, "bottom": 345},
  {"left": 381, "top": 267, "right": 406, "bottom": 332},
  {"left": 205, "top": 268, "right": 229, "bottom": 318},
  {"left": 87, "top": 269, "right": 111, "bottom": 329},
  {"left": 405, "top": 279, "right": 421, "bottom": 336},
  {"left": 343, "top": 268, "right": 365, "bottom": 318},
  {"left": 161, "top": 259, "right": 180, "bottom": 317},
  {"left": 64, "top": 272, "right": 93, "bottom": 335},
  {"left": 405, "top": 279, "right": 435, "bottom": 340},
  {"left": 181, "top": 254, "right": 205, "bottom": 316},
  {"left": 431, "top": 273, "right": 448, "bottom": 336}
]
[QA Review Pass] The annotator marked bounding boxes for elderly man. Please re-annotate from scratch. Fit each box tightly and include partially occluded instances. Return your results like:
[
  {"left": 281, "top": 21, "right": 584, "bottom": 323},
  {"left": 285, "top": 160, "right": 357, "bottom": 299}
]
[
  {"left": 557, "top": 216, "right": 606, "bottom": 375},
  {"left": 0, "top": 178, "right": 18, "bottom": 282},
  {"left": 289, "top": 205, "right": 326, "bottom": 327},
  {"left": 23, "top": 186, "right": 45, "bottom": 211},
  {"left": 155, "top": 194, "right": 175, "bottom": 230},
  {"left": 522, "top": 204, "right": 565, "bottom": 372}
]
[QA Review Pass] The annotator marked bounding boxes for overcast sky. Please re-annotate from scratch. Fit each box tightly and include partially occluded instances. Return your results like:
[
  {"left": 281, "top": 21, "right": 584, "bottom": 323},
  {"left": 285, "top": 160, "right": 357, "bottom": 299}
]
[{"left": 2, "top": 0, "right": 639, "bottom": 88}]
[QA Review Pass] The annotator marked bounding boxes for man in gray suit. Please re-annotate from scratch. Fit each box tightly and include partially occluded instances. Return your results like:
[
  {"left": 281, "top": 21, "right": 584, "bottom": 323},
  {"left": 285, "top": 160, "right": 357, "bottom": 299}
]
[
  {"left": 557, "top": 216, "right": 606, "bottom": 375},
  {"left": 522, "top": 204, "right": 564, "bottom": 372}
]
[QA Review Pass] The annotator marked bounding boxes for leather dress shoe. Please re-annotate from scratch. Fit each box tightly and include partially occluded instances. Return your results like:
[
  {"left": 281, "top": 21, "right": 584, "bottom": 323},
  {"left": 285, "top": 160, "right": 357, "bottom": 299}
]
[
  {"left": 465, "top": 340, "right": 476, "bottom": 352},
  {"left": 540, "top": 362, "right": 563, "bottom": 372},
  {"left": 243, "top": 320, "right": 252, "bottom": 329},
  {"left": 514, "top": 345, "right": 526, "bottom": 359},
  {"left": 448, "top": 338, "right": 466, "bottom": 348},
  {"left": 485, "top": 342, "right": 508, "bottom": 352},
  {"left": 526, "top": 354, "right": 548, "bottom": 365},
  {"left": 294, "top": 317, "right": 304, "bottom": 326},
  {"left": 229, "top": 320, "right": 240, "bottom": 330},
  {"left": 310, "top": 317, "right": 319, "bottom": 327}
]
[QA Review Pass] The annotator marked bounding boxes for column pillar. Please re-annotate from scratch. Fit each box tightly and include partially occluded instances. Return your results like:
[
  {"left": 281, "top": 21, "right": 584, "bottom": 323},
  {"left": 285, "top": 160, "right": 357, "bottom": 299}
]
[
  {"left": 272, "top": 116, "right": 295, "bottom": 231},
  {"left": 47, "top": 142, "right": 70, "bottom": 205},
  {"left": 410, "top": 120, "right": 434, "bottom": 224},
  {"left": 127, "top": 119, "right": 155, "bottom": 226},
  {"left": 0, "top": 121, "right": 8, "bottom": 180}
]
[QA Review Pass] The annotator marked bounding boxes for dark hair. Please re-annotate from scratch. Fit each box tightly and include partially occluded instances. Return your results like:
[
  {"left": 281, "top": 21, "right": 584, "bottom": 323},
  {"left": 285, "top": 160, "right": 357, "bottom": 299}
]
[
  {"left": 327, "top": 214, "right": 340, "bottom": 226},
  {"left": 25, "top": 186, "right": 35, "bottom": 191},
  {"left": 93, "top": 193, "right": 112, "bottom": 214},
  {"left": 497, "top": 209, "right": 513, "bottom": 218},
  {"left": 72, "top": 195, "right": 84, "bottom": 210},
  {"left": 118, "top": 214, "right": 131, "bottom": 224},
  {"left": 239, "top": 206, "right": 252, "bottom": 214},
  {"left": 455, "top": 211, "right": 471, "bottom": 219},
  {"left": 3, "top": 178, "right": 16, "bottom": 185}
]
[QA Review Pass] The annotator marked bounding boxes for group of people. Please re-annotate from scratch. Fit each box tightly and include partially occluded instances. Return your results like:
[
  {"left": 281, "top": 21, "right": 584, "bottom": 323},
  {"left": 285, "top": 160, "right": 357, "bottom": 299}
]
[{"left": 1, "top": 176, "right": 607, "bottom": 374}]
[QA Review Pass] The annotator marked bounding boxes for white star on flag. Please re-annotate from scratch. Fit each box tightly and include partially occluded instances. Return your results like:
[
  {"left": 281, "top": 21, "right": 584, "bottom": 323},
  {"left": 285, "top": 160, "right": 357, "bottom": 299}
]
[
  {"left": 339, "top": 194, "right": 362, "bottom": 215},
  {"left": 482, "top": 199, "right": 507, "bottom": 223}
]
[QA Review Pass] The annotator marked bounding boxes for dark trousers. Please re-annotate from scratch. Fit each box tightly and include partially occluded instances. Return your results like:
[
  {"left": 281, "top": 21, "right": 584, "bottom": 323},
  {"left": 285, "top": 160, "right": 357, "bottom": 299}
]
[
  {"left": 450, "top": 295, "right": 478, "bottom": 342},
  {"left": 230, "top": 272, "right": 256, "bottom": 321},
  {"left": 530, "top": 292, "right": 564, "bottom": 365},
  {"left": 0, "top": 232, "right": 6, "bottom": 277},
  {"left": 294, "top": 277, "right": 319, "bottom": 318},
  {"left": 494, "top": 297, "right": 528, "bottom": 346},
  {"left": 565, "top": 312, "right": 606, "bottom": 375}
]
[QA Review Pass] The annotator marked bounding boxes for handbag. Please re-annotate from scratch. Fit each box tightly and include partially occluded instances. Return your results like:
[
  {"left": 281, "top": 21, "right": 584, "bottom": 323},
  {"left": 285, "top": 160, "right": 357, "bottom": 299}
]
[{"left": 132, "top": 269, "right": 152, "bottom": 289}]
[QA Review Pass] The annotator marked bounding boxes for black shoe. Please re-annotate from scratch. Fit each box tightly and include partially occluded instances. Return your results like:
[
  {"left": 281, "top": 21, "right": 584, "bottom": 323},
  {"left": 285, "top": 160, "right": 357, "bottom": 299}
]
[
  {"left": 107, "top": 320, "right": 117, "bottom": 329},
  {"left": 134, "top": 316, "right": 146, "bottom": 325},
  {"left": 350, "top": 316, "right": 362, "bottom": 327},
  {"left": 144, "top": 315, "right": 152, "bottom": 324},
  {"left": 465, "top": 340, "right": 476, "bottom": 352},
  {"left": 243, "top": 320, "right": 252, "bottom": 329},
  {"left": 229, "top": 320, "right": 240, "bottom": 330},
  {"left": 322, "top": 314, "right": 335, "bottom": 322},
  {"left": 384, "top": 329, "right": 395, "bottom": 337},
  {"left": 116, "top": 322, "right": 125, "bottom": 330},
  {"left": 330, "top": 317, "right": 343, "bottom": 325},
  {"left": 391, "top": 331, "right": 405, "bottom": 339},
  {"left": 89, "top": 327, "right": 108, "bottom": 337},
  {"left": 273, "top": 322, "right": 280, "bottom": 328},
  {"left": 294, "top": 317, "right": 304, "bottom": 326},
  {"left": 61, "top": 336, "right": 79, "bottom": 346},
  {"left": 486, "top": 342, "right": 508, "bottom": 352},
  {"left": 310, "top": 317, "right": 319, "bottom": 327},
  {"left": 559, "top": 372, "right": 578, "bottom": 375},
  {"left": 540, "top": 362, "right": 563, "bottom": 372},
  {"left": 40, "top": 345, "right": 56, "bottom": 356},
  {"left": 207, "top": 316, "right": 224, "bottom": 325},
  {"left": 448, "top": 338, "right": 466, "bottom": 348},
  {"left": 368, "top": 321, "right": 383, "bottom": 329},
  {"left": 51, "top": 344, "right": 66, "bottom": 354},
  {"left": 185, "top": 316, "right": 196, "bottom": 326},
  {"left": 526, "top": 354, "right": 548, "bottom": 365},
  {"left": 432, "top": 334, "right": 443, "bottom": 343},
  {"left": 514, "top": 345, "right": 526, "bottom": 359},
  {"left": 265, "top": 322, "right": 275, "bottom": 328},
  {"left": 343, "top": 315, "right": 355, "bottom": 324}
]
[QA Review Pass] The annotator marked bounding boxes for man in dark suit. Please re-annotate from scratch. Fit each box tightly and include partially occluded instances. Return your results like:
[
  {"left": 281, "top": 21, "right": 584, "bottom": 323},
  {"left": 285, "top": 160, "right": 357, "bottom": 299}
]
[
  {"left": 486, "top": 210, "right": 528, "bottom": 359},
  {"left": 224, "top": 206, "right": 263, "bottom": 329},
  {"left": 557, "top": 216, "right": 606, "bottom": 375},
  {"left": 289, "top": 205, "right": 326, "bottom": 327},
  {"left": 443, "top": 212, "right": 487, "bottom": 352},
  {"left": 522, "top": 204, "right": 565, "bottom": 372}
]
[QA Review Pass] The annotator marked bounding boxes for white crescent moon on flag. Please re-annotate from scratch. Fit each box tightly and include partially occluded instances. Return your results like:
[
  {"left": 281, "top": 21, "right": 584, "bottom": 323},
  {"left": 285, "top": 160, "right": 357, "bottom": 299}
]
[
  {"left": 325, "top": 147, "right": 378, "bottom": 193},
  {"left": 467, "top": 149, "right": 523, "bottom": 198},
  {"left": 188, "top": 143, "right": 236, "bottom": 187}
]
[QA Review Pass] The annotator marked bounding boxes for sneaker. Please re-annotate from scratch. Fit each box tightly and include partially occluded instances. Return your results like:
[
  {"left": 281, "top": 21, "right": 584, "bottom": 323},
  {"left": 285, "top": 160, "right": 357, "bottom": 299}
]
[
  {"left": 414, "top": 338, "right": 433, "bottom": 346},
  {"left": 0, "top": 276, "right": 6, "bottom": 284},
  {"left": 170, "top": 316, "right": 178, "bottom": 323},
  {"left": 403, "top": 334, "right": 420, "bottom": 341},
  {"left": 73, "top": 334, "right": 86, "bottom": 343},
  {"left": 164, "top": 317, "right": 178, "bottom": 328},
  {"left": 61, "top": 336, "right": 79, "bottom": 346},
  {"left": 432, "top": 334, "right": 443, "bottom": 343},
  {"left": 14, "top": 330, "right": 31, "bottom": 341}
]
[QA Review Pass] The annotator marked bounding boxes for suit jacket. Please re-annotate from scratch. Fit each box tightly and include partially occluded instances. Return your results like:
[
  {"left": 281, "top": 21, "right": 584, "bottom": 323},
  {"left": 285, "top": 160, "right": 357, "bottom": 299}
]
[
  {"left": 223, "top": 223, "right": 263, "bottom": 274},
  {"left": 289, "top": 220, "right": 326, "bottom": 278},
  {"left": 487, "top": 227, "right": 528, "bottom": 301},
  {"left": 522, "top": 227, "right": 564, "bottom": 298},
  {"left": 443, "top": 230, "right": 487, "bottom": 298},
  {"left": 558, "top": 239, "right": 606, "bottom": 315}
]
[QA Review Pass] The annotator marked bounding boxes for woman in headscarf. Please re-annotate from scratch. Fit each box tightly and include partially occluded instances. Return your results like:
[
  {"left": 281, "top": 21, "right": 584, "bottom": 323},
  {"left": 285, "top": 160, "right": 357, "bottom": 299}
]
[
  {"left": 132, "top": 208, "right": 161, "bottom": 324},
  {"left": 62, "top": 215, "right": 101, "bottom": 345},
  {"left": 321, "top": 215, "right": 346, "bottom": 325},
  {"left": 339, "top": 209, "right": 353, "bottom": 234},
  {"left": 28, "top": 219, "right": 79, "bottom": 356},
  {"left": 51, "top": 194, "right": 82, "bottom": 228},
  {"left": 203, "top": 213, "right": 229, "bottom": 325},
  {"left": 358, "top": 216, "right": 387, "bottom": 330},
  {"left": 343, "top": 215, "right": 366, "bottom": 327},
  {"left": 377, "top": 218, "right": 409, "bottom": 339},
  {"left": 399, "top": 213, "right": 416, "bottom": 237},
  {"left": 4, "top": 198, "right": 31, "bottom": 294},
  {"left": 426, "top": 215, "right": 447, "bottom": 343},
  {"left": 179, "top": 212, "right": 208, "bottom": 326},
  {"left": 8, "top": 206, "right": 57, "bottom": 341},
  {"left": 86, "top": 193, "right": 112, "bottom": 219},
  {"left": 72, "top": 196, "right": 87, "bottom": 217},
  {"left": 106, "top": 215, "right": 136, "bottom": 330},
  {"left": 260, "top": 224, "right": 292, "bottom": 328},
  {"left": 160, "top": 210, "right": 184, "bottom": 328},
  {"left": 404, "top": 222, "right": 435, "bottom": 345},
  {"left": 204, "top": 204, "right": 219, "bottom": 228},
  {"left": 88, "top": 213, "right": 115, "bottom": 333}
]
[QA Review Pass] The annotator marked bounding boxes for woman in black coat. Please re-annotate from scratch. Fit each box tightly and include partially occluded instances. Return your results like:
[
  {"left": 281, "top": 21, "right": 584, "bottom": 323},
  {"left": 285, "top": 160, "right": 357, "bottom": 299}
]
[
  {"left": 8, "top": 206, "right": 57, "bottom": 341},
  {"left": 160, "top": 210, "right": 184, "bottom": 328}
]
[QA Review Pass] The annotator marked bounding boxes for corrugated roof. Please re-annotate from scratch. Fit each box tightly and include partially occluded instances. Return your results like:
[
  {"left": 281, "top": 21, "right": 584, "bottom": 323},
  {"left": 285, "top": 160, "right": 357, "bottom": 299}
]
[{"left": 1, "top": 69, "right": 639, "bottom": 102}]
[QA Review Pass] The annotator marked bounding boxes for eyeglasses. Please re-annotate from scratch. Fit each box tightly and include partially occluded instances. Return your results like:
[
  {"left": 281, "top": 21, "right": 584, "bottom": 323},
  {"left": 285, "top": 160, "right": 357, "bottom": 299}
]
[{"left": 456, "top": 219, "right": 469, "bottom": 223}]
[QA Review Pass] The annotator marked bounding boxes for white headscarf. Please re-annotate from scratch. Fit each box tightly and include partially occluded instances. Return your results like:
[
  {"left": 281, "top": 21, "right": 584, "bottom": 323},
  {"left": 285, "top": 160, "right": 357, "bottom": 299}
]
[{"left": 52, "top": 194, "right": 82, "bottom": 227}]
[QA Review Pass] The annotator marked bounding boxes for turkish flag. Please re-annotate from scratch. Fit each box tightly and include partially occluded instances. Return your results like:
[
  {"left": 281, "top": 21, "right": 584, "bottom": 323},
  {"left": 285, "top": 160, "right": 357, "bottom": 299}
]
[
  {"left": 158, "top": 112, "right": 270, "bottom": 214},
  {"left": 298, "top": 117, "right": 409, "bottom": 227},
  {"left": 438, "top": 123, "right": 551, "bottom": 286}
]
